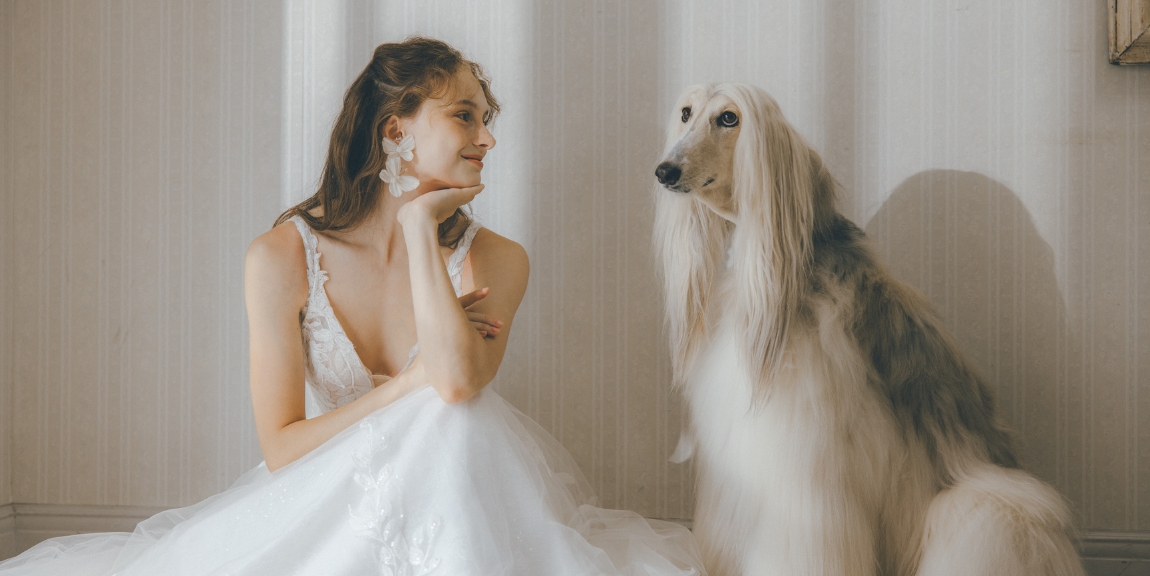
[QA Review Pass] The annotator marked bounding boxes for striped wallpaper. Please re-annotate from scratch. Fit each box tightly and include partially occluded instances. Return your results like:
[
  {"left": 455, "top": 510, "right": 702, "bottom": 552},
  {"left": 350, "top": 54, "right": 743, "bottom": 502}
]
[
  {"left": 3, "top": 0, "right": 281, "bottom": 507},
  {"left": 1, "top": 0, "right": 12, "bottom": 511},
  {"left": 1, "top": 0, "right": 1148, "bottom": 538}
]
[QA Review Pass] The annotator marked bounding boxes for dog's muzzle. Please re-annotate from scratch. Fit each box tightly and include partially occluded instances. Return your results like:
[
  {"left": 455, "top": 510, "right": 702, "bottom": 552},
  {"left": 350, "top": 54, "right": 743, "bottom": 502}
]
[{"left": 655, "top": 162, "right": 684, "bottom": 190}]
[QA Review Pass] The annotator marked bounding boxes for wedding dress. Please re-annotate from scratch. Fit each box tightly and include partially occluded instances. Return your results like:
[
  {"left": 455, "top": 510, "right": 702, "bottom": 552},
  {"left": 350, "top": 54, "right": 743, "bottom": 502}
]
[{"left": 0, "top": 216, "right": 705, "bottom": 576}]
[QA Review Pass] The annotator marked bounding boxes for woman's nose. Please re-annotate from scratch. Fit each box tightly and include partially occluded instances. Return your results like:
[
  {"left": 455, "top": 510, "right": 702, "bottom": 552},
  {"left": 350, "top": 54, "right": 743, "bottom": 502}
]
[{"left": 478, "top": 124, "right": 496, "bottom": 150}]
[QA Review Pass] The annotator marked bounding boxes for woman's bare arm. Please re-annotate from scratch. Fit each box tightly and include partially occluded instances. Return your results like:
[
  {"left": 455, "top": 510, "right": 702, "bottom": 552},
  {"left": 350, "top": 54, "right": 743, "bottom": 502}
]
[
  {"left": 398, "top": 193, "right": 529, "bottom": 404},
  {"left": 245, "top": 224, "right": 427, "bottom": 472}
]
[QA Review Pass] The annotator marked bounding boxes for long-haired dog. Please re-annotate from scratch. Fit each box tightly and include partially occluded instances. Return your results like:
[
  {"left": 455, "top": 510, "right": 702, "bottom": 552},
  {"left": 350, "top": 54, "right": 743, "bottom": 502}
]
[{"left": 653, "top": 83, "right": 1083, "bottom": 576}]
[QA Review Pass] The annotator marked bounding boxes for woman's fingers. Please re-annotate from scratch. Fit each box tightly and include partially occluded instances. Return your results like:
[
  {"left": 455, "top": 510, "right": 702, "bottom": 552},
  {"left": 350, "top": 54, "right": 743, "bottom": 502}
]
[
  {"left": 459, "top": 286, "right": 501, "bottom": 338},
  {"left": 467, "top": 313, "right": 501, "bottom": 339},
  {"left": 457, "top": 287, "right": 490, "bottom": 309},
  {"left": 466, "top": 311, "right": 502, "bottom": 330},
  {"left": 413, "top": 184, "right": 485, "bottom": 222},
  {"left": 441, "top": 184, "right": 484, "bottom": 206}
]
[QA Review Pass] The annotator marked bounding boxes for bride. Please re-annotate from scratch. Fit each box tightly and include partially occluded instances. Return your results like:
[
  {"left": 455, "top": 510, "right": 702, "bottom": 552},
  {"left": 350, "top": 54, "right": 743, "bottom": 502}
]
[{"left": 0, "top": 37, "right": 705, "bottom": 576}]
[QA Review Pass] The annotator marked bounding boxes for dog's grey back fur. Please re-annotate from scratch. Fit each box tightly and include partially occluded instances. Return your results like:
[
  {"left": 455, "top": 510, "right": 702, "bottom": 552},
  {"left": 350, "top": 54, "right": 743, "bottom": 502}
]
[{"left": 811, "top": 214, "right": 1017, "bottom": 485}]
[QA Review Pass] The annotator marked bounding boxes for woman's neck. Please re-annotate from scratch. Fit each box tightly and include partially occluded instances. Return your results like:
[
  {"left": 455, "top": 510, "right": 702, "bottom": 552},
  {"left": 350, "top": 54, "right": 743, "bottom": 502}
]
[{"left": 336, "top": 193, "right": 410, "bottom": 264}]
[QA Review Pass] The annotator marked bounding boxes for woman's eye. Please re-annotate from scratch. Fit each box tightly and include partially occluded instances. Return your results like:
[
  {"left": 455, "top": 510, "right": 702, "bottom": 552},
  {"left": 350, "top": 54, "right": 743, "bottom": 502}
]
[
  {"left": 718, "top": 111, "right": 739, "bottom": 127},
  {"left": 681, "top": 107, "right": 691, "bottom": 123},
  {"left": 457, "top": 112, "right": 471, "bottom": 122}
]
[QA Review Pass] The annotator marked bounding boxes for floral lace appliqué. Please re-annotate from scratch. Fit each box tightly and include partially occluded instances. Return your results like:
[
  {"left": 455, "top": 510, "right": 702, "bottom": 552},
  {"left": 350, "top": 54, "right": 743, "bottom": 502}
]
[
  {"left": 289, "top": 216, "right": 376, "bottom": 416},
  {"left": 289, "top": 215, "right": 481, "bottom": 418},
  {"left": 348, "top": 420, "right": 442, "bottom": 576}
]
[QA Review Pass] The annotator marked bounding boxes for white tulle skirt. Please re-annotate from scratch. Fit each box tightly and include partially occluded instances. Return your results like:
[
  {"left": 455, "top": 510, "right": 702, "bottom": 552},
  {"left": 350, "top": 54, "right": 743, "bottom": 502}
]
[{"left": 0, "top": 387, "right": 704, "bottom": 576}]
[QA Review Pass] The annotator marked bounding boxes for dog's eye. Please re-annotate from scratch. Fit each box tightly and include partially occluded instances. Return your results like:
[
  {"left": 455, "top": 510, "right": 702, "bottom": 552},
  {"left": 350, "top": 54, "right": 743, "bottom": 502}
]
[
  {"left": 681, "top": 107, "right": 691, "bottom": 123},
  {"left": 718, "top": 111, "right": 739, "bottom": 127}
]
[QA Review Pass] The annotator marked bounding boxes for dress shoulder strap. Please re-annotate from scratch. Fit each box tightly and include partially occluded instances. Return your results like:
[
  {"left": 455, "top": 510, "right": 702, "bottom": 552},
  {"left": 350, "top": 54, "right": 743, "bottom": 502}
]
[
  {"left": 447, "top": 219, "right": 482, "bottom": 296},
  {"left": 288, "top": 215, "right": 323, "bottom": 296}
]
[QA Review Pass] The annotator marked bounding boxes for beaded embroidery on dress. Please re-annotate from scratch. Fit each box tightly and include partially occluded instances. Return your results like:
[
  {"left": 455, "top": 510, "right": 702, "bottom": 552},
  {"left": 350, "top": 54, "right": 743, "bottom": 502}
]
[{"left": 0, "top": 216, "right": 706, "bottom": 576}]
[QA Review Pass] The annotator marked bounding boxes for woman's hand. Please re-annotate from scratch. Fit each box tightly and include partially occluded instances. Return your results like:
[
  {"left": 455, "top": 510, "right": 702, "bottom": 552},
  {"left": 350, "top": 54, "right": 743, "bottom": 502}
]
[
  {"left": 459, "top": 286, "right": 503, "bottom": 338},
  {"left": 397, "top": 184, "right": 484, "bottom": 225}
]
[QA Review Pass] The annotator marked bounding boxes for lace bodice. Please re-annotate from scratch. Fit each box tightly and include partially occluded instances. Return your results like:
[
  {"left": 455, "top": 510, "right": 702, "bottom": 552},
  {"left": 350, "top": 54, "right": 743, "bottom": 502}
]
[{"left": 289, "top": 215, "right": 482, "bottom": 418}]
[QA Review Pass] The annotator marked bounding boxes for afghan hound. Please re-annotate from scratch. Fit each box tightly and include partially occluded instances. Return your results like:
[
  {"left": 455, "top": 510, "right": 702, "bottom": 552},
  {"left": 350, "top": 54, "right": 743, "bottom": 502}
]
[{"left": 652, "top": 83, "right": 1083, "bottom": 576}]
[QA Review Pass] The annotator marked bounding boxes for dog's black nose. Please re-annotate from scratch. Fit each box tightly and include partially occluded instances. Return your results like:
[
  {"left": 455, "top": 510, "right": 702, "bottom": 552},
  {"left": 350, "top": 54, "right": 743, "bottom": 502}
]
[{"left": 655, "top": 162, "right": 681, "bottom": 186}]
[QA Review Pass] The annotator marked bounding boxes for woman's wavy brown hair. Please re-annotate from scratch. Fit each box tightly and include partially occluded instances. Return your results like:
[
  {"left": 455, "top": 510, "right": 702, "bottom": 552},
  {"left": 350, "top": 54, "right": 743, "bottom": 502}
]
[{"left": 275, "top": 36, "right": 500, "bottom": 247}]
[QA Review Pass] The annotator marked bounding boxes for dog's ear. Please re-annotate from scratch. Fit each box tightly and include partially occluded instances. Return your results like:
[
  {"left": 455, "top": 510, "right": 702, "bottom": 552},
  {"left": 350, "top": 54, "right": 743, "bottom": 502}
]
[
  {"left": 808, "top": 149, "right": 840, "bottom": 239},
  {"left": 653, "top": 184, "right": 730, "bottom": 386},
  {"left": 728, "top": 88, "right": 817, "bottom": 403}
]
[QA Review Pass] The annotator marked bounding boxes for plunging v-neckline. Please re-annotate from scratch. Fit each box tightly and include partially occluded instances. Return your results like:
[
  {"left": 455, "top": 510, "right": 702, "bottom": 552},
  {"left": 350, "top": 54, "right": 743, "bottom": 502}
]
[
  {"left": 308, "top": 235, "right": 476, "bottom": 382},
  {"left": 315, "top": 275, "right": 417, "bottom": 382},
  {"left": 288, "top": 214, "right": 480, "bottom": 385}
]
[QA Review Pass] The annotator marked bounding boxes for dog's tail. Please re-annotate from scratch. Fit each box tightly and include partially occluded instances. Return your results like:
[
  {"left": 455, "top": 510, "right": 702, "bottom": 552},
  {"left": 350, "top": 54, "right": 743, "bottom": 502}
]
[{"left": 916, "top": 464, "right": 1083, "bottom": 576}]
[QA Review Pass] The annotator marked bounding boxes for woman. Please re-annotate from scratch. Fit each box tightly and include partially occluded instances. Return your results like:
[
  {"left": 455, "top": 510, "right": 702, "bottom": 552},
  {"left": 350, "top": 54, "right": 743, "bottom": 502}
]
[{"left": 0, "top": 37, "right": 705, "bottom": 575}]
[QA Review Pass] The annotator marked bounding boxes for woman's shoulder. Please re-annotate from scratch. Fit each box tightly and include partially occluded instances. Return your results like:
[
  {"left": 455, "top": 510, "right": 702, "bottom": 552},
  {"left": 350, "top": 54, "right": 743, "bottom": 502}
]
[
  {"left": 471, "top": 227, "right": 528, "bottom": 272},
  {"left": 248, "top": 218, "right": 307, "bottom": 264},
  {"left": 245, "top": 219, "right": 310, "bottom": 304},
  {"left": 468, "top": 227, "right": 529, "bottom": 298}
]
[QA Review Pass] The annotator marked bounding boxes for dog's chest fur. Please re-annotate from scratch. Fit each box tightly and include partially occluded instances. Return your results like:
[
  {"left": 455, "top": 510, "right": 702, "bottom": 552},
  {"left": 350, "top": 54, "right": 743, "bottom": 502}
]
[
  {"left": 684, "top": 276, "right": 892, "bottom": 487},
  {"left": 682, "top": 275, "right": 911, "bottom": 574}
]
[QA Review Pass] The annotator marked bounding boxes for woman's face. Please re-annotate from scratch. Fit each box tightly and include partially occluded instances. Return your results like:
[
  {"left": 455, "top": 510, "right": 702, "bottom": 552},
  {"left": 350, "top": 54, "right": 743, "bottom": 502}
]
[{"left": 390, "top": 68, "right": 496, "bottom": 192}]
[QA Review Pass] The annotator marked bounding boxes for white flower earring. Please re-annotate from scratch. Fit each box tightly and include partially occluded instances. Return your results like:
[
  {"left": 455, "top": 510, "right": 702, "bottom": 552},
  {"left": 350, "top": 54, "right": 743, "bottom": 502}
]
[{"left": 379, "top": 133, "right": 419, "bottom": 197}]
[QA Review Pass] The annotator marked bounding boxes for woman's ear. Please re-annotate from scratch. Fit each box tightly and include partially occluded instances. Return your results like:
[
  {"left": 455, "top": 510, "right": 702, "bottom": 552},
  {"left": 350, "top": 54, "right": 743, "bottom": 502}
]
[{"left": 381, "top": 116, "right": 403, "bottom": 142}]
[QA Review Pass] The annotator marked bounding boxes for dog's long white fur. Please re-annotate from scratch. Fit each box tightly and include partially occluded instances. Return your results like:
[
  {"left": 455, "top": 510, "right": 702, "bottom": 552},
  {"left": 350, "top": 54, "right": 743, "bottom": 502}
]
[{"left": 654, "top": 83, "right": 1083, "bottom": 576}]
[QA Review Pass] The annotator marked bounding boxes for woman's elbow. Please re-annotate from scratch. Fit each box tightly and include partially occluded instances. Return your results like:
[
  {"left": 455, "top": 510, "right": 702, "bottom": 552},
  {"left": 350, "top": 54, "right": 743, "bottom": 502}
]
[
  {"left": 434, "top": 372, "right": 488, "bottom": 404},
  {"left": 438, "top": 386, "right": 475, "bottom": 404},
  {"left": 262, "top": 446, "right": 293, "bottom": 473},
  {"left": 258, "top": 424, "right": 301, "bottom": 473},
  {"left": 435, "top": 380, "right": 478, "bottom": 404},
  {"left": 428, "top": 356, "right": 499, "bottom": 404}
]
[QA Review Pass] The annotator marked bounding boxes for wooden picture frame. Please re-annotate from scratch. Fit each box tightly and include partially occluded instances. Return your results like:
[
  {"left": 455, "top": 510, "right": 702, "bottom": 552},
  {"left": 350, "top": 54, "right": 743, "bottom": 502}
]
[{"left": 1109, "top": 0, "right": 1150, "bottom": 64}]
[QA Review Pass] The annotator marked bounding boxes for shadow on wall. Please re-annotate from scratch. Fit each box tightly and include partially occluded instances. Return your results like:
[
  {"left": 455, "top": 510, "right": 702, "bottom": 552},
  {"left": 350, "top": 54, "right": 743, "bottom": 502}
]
[{"left": 864, "top": 170, "right": 1080, "bottom": 519}]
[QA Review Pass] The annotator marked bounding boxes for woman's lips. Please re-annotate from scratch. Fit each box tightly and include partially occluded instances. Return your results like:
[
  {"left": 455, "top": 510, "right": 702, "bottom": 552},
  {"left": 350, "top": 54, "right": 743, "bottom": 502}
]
[{"left": 465, "top": 157, "right": 483, "bottom": 168}]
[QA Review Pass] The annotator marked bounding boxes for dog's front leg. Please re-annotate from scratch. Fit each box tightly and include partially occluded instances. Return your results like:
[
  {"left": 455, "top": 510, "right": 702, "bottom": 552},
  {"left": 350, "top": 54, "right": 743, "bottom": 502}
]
[{"left": 741, "top": 482, "right": 879, "bottom": 576}]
